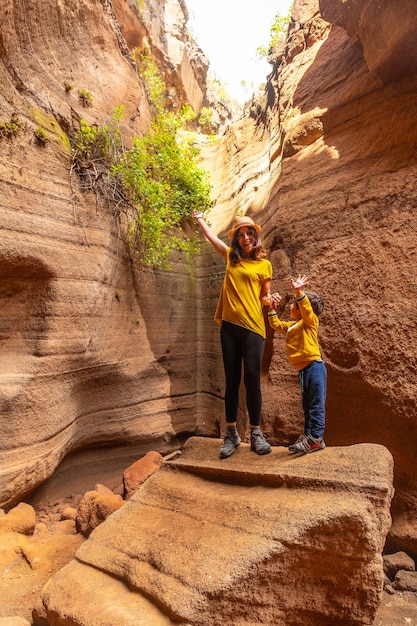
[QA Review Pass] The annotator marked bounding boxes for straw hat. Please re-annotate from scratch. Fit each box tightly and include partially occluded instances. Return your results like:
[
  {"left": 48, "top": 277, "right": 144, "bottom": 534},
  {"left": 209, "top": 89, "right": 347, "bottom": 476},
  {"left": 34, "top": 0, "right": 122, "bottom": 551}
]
[{"left": 228, "top": 215, "right": 261, "bottom": 239}]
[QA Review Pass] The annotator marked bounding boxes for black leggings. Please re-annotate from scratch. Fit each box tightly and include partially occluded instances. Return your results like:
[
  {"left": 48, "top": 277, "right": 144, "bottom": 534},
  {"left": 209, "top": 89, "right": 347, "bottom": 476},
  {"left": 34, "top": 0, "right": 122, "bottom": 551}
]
[{"left": 220, "top": 321, "right": 265, "bottom": 426}]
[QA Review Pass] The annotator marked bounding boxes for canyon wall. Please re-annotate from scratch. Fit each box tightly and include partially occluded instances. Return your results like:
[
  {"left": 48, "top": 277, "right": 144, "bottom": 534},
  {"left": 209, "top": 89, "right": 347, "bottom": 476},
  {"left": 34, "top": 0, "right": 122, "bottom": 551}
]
[
  {"left": 197, "top": 0, "right": 417, "bottom": 557},
  {"left": 0, "top": 0, "right": 206, "bottom": 507},
  {"left": 265, "top": 0, "right": 417, "bottom": 557},
  {"left": 0, "top": 0, "right": 416, "bottom": 562}
]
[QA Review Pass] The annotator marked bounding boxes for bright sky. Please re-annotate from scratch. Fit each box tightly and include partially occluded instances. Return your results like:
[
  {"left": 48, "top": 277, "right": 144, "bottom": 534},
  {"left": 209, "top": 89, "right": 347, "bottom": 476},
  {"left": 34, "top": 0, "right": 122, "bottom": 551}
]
[{"left": 186, "top": 0, "right": 294, "bottom": 103}]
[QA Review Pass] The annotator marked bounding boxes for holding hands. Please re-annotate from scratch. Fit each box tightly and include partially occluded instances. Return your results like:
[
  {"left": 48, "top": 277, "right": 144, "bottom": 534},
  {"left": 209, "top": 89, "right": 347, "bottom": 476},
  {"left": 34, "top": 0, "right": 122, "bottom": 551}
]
[{"left": 270, "top": 292, "right": 282, "bottom": 309}]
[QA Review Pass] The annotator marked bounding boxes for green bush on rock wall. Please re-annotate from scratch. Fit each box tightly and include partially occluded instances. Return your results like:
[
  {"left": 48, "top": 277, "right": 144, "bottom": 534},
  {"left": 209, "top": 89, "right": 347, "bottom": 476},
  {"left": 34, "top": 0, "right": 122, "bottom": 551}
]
[{"left": 70, "top": 51, "right": 213, "bottom": 269}]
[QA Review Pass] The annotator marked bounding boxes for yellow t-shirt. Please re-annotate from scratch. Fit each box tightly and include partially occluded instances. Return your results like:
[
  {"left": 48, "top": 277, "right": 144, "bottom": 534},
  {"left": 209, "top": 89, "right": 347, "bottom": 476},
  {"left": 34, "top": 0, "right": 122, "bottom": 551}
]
[
  {"left": 268, "top": 294, "right": 321, "bottom": 370},
  {"left": 214, "top": 248, "right": 272, "bottom": 338}
]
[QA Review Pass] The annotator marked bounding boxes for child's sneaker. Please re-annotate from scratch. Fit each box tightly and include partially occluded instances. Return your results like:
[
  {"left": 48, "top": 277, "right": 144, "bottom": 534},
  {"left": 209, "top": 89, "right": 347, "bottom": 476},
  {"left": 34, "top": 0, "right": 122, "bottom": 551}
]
[
  {"left": 251, "top": 431, "right": 272, "bottom": 455},
  {"left": 291, "top": 434, "right": 325, "bottom": 454},
  {"left": 220, "top": 431, "right": 241, "bottom": 458},
  {"left": 288, "top": 434, "right": 308, "bottom": 452}
]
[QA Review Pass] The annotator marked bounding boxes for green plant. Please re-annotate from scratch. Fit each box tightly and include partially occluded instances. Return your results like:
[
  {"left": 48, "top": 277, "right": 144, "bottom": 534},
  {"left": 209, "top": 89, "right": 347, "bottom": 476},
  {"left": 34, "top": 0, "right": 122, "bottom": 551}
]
[
  {"left": 78, "top": 88, "right": 93, "bottom": 107},
  {"left": 180, "top": 104, "right": 197, "bottom": 124},
  {"left": 73, "top": 109, "right": 123, "bottom": 163},
  {"left": 116, "top": 110, "right": 212, "bottom": 267},
  {"left": 134, "top": 48, "right": 165, "bottom": 109},
  {"left": 207, "top": 131, "right": 220, "bottom": 145},
  {"left": 198, "top": 107, "right": 214, "bottom": 131},
  {"left": 0, "top": 114, "right": 24, "bottom": 139},
  {"left": 33, "top": 126, "right": 50, "bottom": 145},
  {"left": 69, "top": 56, "right": 213, "bottom": 269},
  {"left": 64, "top": 82, "right": 74, "bottom": 92},
  {"left": 256, "top": 5, "right": 293, "bottom": 58},
  {"left": 70, "top": 106, "right": 125, "bottom": 206}
]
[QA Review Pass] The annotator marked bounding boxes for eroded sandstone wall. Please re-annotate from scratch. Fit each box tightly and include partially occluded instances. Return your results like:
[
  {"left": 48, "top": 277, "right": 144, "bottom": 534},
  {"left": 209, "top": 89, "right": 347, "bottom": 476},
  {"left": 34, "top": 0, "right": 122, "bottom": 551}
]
[
  {"left": 197, "top": 0, "right": 417, "bottom": 556},
  {"left": 1, "top": 0, "right": 416, "bottom": 564},
  {"left": 0, "top": 0, "right": 206, "bottom": 507}
]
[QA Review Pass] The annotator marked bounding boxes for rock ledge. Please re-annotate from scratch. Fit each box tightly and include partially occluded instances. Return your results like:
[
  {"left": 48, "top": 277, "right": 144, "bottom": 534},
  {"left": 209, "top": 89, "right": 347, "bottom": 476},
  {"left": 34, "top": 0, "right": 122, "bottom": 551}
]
[{"left": 41, "top": 438, "right": 393, "bottom": 626}]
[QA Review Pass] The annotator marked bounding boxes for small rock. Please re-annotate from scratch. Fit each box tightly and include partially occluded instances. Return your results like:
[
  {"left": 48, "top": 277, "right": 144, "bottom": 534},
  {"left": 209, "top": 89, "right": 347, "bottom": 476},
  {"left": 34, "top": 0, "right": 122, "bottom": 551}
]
[
  {"left": 34, "top": 522, "right": 48, "bottom": 536},
  {"left": 383, "top": 551, "right": 415, "bottom": 580},
  {"left": 392, "top": 570, "right": 417, "bottom": 592},
  {"left": 123, "top": 450, "right": 163, "bottom": 499},
  {"left": 0, "top": 503, "right": 36, "bottom": 535},
  {"left": 60, "top": 506, "right": 77, "bottom": 522},
  {"left": 94, "top": 484, "right": 115, "bottom": 496},
  {"left": 49, "top": 519, "right": 77, "bottom": 535},
  {"left": 76, "top": 490, "right": 124, "bottom": 537}
]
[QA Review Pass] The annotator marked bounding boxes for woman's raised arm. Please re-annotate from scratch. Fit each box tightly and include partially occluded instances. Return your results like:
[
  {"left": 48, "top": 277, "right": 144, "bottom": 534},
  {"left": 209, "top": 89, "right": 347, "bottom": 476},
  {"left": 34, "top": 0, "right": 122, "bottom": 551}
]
[{"left": 192, "top": 211, "right": 228, "bottom": 258}]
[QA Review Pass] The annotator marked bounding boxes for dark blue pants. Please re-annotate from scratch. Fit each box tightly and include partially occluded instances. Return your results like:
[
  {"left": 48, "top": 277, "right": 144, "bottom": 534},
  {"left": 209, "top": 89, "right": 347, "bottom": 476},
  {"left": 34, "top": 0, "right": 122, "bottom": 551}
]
[
  {"left": 220, "top": 321, "right": 265, "bottom": 426},
  {"left": 299, "top": 359, "right": 327, "bottom": 439}
]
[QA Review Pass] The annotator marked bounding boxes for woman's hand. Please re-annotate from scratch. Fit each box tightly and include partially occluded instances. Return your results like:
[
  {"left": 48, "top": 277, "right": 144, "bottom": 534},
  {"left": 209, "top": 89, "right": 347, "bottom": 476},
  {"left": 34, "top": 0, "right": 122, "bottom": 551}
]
[
  {"left": 270, "top": 292, "right": 281, "bottom": 309},
  {"left": 192, "top": 210, "right": 204, "bottom": 221},
  {"left": 261, "top": 292, "right": 272, "bottom": 307}
]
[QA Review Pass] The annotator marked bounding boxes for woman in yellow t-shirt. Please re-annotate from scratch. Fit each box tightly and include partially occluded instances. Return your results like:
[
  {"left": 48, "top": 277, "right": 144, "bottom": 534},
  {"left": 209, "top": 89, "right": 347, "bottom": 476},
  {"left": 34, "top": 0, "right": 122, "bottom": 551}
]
[{"left": 193, "top": 211, "right": 272, "bottom": 459}]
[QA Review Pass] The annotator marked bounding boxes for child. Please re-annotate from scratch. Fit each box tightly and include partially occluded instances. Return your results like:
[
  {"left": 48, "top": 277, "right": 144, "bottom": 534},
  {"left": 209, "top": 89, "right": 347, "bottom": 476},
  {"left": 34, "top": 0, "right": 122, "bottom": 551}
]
[{"left": 268, "top": 274, "right": 326, "bottom": 454}]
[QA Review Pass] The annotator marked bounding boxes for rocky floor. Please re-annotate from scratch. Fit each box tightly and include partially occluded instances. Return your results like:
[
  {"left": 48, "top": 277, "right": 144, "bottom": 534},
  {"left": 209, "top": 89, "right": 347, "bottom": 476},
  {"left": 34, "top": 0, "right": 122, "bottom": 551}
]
[
  {"left": 375, "top": 591, "right": 417, "bottom": 625},
  {"left": 1, "top": 542, "right": 417, "bottom": 626},
  {"left": 0, "top": 460, "right": 416, "bottom": 625}
]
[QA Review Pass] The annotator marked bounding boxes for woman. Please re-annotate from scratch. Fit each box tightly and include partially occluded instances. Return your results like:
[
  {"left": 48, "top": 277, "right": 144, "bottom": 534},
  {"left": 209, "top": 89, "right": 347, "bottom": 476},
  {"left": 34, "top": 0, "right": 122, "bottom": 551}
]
[{"left": 193, "top": 211, "right": 272, "bottom": 458}]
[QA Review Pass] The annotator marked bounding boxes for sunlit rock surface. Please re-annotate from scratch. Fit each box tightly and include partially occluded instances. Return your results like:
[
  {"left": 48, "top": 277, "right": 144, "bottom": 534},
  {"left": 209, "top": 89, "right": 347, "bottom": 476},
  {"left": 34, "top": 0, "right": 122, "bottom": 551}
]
[
  {"left": 0, "top": 0, "right": 207, "bottom": 508},
  {"left": 41, "top": 437, "right": 393, "bottom": 625},
  {"left": 197, "top": 0, "right": 417, "bottom": 557}
]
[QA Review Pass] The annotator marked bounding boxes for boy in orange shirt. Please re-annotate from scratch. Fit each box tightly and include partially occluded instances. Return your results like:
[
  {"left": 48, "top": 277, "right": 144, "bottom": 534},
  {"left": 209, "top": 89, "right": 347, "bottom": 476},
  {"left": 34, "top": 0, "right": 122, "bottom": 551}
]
[{"left": 268, "top": 274, "right": 326, "bottom": 453}]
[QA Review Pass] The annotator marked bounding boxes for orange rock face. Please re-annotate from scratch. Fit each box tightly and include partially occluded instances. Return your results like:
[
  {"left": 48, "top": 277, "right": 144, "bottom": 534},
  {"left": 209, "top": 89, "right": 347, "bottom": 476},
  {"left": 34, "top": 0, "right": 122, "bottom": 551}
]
[
  {"left": 194, "top": 0, "right": 417, "bottom": 558},
  {"left": 0, "top": 0, "right": 205, "bottom": 510},
  {"left": 0, "top": 0, "right": 416, "bottom": 574},
  {"left": 229, "top": 0, "right": 417, "bottom": 556}
]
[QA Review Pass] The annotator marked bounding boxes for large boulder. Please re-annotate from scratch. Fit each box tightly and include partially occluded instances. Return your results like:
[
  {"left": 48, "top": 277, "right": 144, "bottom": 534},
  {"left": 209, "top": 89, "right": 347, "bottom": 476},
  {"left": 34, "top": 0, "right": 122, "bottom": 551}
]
[{"left": 40, "top": 437, "right": 393, "bottom": 625}]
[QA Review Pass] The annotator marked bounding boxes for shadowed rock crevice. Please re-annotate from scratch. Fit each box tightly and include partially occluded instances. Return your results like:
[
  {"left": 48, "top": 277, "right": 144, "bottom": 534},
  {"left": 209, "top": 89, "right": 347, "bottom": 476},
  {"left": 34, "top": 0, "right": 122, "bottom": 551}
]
[{"left": 0, "top": 256, "right": 54, "bottom": 412}]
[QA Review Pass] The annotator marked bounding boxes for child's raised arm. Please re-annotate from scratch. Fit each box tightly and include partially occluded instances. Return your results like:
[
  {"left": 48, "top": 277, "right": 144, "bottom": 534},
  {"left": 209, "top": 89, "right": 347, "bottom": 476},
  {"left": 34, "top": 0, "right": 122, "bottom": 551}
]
[{"left": 291, "top": 274, "right": 309, "bottom": 298}]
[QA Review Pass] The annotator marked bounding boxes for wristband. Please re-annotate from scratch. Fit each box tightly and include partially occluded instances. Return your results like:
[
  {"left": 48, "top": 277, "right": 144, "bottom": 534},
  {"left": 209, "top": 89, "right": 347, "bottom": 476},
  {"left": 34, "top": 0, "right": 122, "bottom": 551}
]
[
  {"left": 295, "top": 294, "right": 306, "bottom": 302},
  {"left": 267, "top": 312, "right": 277, "bottom": 317}
]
